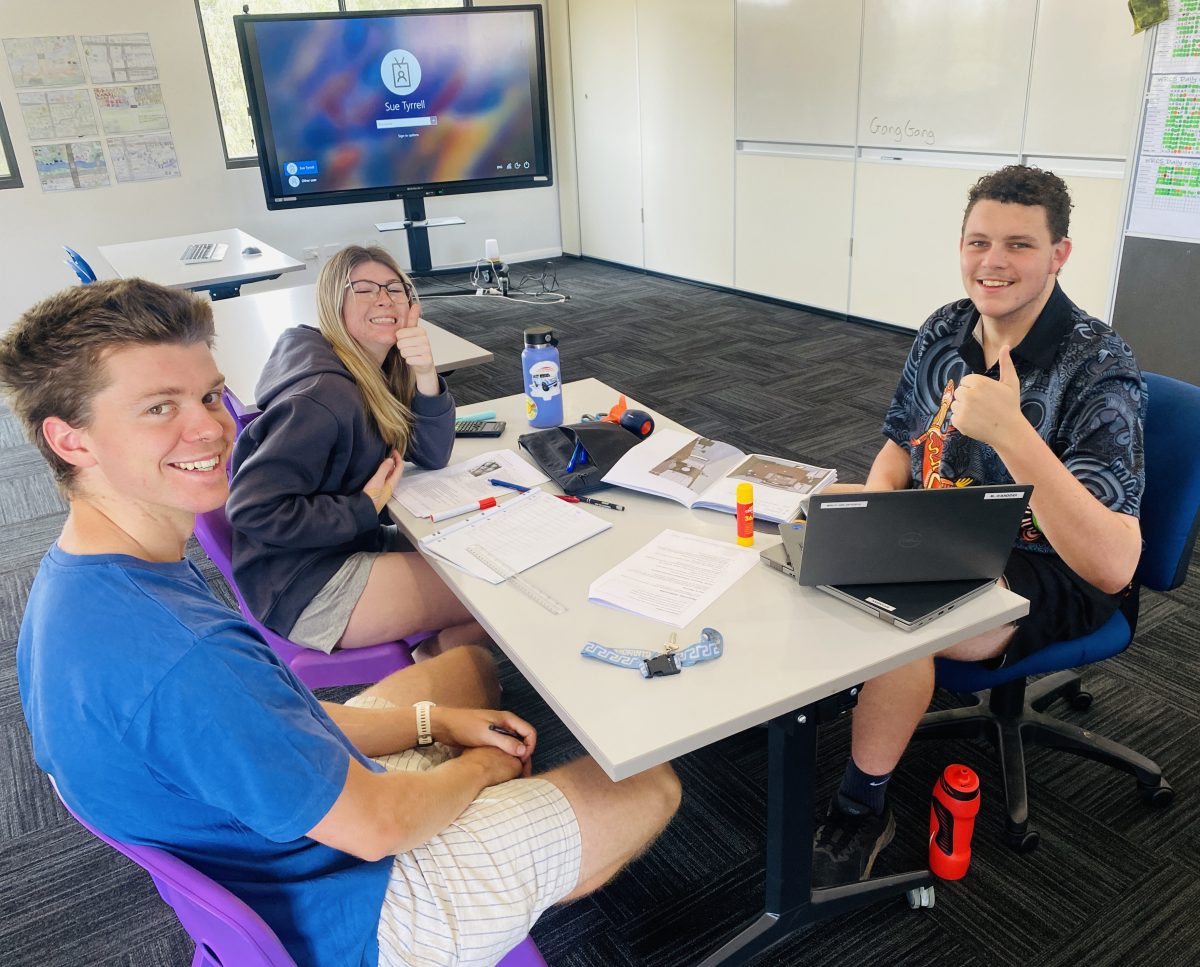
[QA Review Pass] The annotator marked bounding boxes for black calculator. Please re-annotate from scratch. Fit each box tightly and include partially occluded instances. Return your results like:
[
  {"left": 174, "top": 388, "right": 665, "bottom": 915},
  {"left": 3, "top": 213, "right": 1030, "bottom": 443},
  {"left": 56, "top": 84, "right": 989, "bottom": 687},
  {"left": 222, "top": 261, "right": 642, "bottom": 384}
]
[{"left": 454, "top": 419, "right": 506, "bottom": 437}]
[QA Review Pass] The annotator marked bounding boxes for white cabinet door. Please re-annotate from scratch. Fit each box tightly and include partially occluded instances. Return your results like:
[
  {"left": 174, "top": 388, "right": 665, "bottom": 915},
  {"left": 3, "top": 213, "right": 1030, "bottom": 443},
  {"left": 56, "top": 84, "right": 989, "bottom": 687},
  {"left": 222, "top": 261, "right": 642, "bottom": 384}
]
[
  {"left": 569, "top": 0, "right": 645, "bottom": 268},
  {"left": 637, "top": 0, "right": 735, "bottom": 286}
]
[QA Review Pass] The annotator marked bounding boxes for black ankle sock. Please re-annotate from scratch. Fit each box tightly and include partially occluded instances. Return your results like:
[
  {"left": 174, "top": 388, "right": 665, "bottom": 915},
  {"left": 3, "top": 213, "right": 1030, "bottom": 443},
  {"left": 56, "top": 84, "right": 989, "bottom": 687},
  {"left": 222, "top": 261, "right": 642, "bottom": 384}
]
[{"left": 837, "top": 758, "right": 891, "bottom": 817}]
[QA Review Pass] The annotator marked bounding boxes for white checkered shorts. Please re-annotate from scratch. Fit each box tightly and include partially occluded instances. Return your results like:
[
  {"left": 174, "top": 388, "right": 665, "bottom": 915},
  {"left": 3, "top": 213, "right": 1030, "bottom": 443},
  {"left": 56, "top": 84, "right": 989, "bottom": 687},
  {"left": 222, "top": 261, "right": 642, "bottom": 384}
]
[{"left": 344, "top": 693, "right": 582, "bottom": 966}]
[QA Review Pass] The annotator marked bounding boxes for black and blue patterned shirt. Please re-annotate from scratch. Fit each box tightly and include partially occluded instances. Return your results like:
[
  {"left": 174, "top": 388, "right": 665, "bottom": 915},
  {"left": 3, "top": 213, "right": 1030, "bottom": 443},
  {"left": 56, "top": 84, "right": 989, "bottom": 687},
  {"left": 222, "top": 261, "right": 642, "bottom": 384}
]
[{"left": 882, "top": 283, "right": 1146, "bottom": 555}]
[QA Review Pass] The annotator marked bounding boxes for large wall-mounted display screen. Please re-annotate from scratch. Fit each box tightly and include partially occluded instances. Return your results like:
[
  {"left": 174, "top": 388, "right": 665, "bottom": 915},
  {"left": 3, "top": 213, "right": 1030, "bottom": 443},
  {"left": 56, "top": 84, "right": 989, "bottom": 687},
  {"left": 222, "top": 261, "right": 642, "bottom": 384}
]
[{"left": 236, "top": 6, "right": 552, "bottom": 210}]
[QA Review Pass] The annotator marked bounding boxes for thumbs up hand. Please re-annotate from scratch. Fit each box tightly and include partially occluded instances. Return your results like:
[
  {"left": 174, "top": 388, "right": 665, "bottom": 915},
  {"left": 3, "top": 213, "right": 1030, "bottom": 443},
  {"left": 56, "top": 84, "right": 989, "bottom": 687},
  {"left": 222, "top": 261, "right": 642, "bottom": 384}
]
[{"left": 950, "top": 345, "right": 1024, "bottom": 449}]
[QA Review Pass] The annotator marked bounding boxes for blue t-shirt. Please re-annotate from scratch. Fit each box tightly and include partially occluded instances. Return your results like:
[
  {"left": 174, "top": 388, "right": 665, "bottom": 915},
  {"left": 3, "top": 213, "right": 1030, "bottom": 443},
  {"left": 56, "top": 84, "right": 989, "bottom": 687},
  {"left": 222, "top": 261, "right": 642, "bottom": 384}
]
[{"left": 17, "top": 546, "right": 392, "bottom": 966}]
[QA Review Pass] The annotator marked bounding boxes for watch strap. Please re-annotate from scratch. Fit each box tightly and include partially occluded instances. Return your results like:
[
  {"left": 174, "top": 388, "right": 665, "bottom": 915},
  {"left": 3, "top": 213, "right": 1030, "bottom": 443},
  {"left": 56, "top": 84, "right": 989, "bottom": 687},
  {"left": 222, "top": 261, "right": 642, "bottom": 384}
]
[{"left": 413, "top": 700, "right": 436, "bottom": 747}]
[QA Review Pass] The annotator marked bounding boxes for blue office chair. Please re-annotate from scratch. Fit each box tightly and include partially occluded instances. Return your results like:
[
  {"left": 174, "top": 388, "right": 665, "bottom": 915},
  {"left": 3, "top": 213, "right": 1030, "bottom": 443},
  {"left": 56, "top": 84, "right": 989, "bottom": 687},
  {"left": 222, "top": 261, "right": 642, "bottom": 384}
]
[
  {"left": 64, "top": 246, "right": 97, "bottom": 284},
  {"left": 914, "top": 372, "right": 1200, "bottom": 852}
]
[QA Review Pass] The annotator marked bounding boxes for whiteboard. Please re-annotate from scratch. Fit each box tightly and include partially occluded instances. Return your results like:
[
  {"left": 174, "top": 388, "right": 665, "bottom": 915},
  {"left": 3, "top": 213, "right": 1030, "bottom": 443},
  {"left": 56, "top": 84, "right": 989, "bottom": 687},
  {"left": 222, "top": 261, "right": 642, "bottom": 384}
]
[
  {"left": 735, "top": 0, "right": 862, "bottom": 146},
  {"left": 857, "top": 0, "right": 1037, "bottom": 153},
  {"left": 1024, "top": 0, "right": 1147, "bottom": 159}
]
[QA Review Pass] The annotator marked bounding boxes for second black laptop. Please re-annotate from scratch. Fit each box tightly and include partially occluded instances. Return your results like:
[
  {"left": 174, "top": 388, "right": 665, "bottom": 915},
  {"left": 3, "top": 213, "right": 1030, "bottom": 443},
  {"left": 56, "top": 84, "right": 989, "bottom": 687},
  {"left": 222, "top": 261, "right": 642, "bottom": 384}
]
[{"left": 787, "top": 484, "right": 1033, "bottom": 588}]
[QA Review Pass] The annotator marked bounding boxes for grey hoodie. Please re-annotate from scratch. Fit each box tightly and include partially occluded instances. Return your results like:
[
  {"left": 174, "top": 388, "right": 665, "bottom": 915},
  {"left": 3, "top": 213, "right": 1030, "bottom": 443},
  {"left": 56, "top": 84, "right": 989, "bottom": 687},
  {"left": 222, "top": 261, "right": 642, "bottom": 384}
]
[{"left": 226, "top": 325, "right": 454, "bottom": 636}]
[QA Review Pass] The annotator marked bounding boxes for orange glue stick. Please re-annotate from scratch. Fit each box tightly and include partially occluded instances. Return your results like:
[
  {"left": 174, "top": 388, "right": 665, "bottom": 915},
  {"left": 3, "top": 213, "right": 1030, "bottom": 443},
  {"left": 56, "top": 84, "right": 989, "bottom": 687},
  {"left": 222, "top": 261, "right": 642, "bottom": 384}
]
[{"left": 736, "top": 482, "right": 754, "bottom": 546}]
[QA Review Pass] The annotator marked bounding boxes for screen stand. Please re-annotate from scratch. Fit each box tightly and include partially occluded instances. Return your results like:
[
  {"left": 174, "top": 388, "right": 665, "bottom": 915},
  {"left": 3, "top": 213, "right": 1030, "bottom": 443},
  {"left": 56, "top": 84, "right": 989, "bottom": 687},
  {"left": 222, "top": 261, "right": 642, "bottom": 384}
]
[{"left": 375, "top": 197, "right": 466, "bottom": 276}]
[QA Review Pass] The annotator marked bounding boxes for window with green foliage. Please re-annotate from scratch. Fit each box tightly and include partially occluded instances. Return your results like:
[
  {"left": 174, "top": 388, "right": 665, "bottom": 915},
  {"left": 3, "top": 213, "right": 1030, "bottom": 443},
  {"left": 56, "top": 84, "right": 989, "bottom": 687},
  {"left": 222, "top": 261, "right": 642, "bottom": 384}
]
[
  {"left": 0, "top": 102, "right": 22, "bottom": 189},
  {"left": 195, "top": 0, "right": 465, "bottom": 166}
]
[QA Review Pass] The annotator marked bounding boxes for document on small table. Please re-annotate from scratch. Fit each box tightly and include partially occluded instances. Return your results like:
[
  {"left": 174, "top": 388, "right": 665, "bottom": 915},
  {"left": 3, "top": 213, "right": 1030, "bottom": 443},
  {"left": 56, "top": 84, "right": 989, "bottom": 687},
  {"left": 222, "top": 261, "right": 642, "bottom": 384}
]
[
  {"left": 588, "top": 529, "right": 760, "bottom": 627},
  {"left": 392, "top": 449, "right": 548, "bottom": 519},
  {"left": 420, "top": 490, "right": 611, "bottom": 583}
]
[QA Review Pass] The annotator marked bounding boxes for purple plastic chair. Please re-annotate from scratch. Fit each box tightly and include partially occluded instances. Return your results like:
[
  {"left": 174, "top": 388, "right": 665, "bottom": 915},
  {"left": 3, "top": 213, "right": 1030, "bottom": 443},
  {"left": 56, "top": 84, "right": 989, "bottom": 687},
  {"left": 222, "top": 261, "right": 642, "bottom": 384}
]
[
  {"left": 49, "top": 776, "right": 548, "bottom": 967},
  {"left": 221, "top": 387, "right": 261, "bottom": 435},
  {"left": 193, "top": 504, "right": 427, "bottom": 689}
]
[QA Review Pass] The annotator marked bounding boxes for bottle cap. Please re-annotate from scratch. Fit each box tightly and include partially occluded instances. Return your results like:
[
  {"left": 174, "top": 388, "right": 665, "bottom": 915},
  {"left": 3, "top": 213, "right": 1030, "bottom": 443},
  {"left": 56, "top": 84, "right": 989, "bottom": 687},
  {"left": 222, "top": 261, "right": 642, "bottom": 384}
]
[
  {"left": 736, "top": 482, "right": 753, "bottom": 503},
  {"left": 524, "top": 325, "right": 557, "bottom": 347},
  {"left": 941, "top": 763, "right": 980, "bottom": 797}
]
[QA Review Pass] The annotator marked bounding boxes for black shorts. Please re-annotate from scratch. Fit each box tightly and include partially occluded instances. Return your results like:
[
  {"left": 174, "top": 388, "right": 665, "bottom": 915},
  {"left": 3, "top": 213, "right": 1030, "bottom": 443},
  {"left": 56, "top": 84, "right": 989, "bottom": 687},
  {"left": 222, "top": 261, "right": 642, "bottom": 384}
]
[{"left": 1000, "top": 547, "right": 1127, "bottom": 664}]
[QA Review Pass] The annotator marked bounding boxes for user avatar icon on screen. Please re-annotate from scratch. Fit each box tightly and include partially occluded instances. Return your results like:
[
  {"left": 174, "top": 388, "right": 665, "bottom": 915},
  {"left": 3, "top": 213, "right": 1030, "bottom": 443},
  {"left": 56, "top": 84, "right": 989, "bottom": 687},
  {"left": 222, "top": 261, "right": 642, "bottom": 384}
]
[{"left": 381, "top": 49, "right": 422, "bottom": 96}]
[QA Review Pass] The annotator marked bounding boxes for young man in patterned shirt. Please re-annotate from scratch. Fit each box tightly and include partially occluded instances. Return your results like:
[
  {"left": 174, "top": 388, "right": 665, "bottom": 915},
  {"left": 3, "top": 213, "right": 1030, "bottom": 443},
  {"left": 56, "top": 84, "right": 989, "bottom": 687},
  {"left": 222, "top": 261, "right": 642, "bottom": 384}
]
[{"left": 814, "top": 165, "right": 1146, "bottom": 885}]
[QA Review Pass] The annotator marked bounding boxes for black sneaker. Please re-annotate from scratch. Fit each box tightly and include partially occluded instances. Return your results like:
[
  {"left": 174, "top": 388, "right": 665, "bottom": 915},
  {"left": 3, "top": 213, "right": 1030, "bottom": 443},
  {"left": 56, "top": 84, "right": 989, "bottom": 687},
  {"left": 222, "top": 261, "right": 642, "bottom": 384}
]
[{"left": 812, "top": 802, "right": 896, "bottom": 887}]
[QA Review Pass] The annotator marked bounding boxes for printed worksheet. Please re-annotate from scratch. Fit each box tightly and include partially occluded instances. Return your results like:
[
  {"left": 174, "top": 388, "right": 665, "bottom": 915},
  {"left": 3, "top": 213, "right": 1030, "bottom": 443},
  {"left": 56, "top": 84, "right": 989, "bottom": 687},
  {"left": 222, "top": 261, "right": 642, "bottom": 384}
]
[
  {"left": 18, "top": 89, "right": 97, "bottom": 140},
  {"left": 391, "top": 449, "right": 549, "bottom": 519},
  {"left": 588, "top": 529, "right": 759, "bottom": 627},
  {"left": 82, "top": 33, "right": 158, "bottom": 84},
  {"left": 108, "top": 133, "right": 180, "bottom": 182}
]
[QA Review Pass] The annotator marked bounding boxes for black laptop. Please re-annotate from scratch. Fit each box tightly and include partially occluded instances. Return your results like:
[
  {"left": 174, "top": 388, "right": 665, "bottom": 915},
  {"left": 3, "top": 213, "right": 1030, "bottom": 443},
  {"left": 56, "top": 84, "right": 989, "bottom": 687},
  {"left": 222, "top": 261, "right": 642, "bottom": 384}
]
[{"left": 764, "top": 485, "right": 1032, "bottom": 631}]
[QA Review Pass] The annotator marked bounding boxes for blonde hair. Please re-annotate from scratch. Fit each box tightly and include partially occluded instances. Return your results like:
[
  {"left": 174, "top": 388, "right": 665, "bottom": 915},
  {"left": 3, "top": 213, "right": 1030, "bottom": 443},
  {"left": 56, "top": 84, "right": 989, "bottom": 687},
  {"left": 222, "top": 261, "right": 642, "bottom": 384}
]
[{"left": 315, "top": 245, "right": 418, "bottom": 453}]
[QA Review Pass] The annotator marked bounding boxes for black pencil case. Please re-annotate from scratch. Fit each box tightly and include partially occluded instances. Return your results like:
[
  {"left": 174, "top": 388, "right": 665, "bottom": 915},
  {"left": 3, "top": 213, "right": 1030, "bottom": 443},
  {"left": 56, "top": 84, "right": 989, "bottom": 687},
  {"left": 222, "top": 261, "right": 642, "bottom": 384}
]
[{"left": 517, "top": 421, "right": 641, "bottom": 496}]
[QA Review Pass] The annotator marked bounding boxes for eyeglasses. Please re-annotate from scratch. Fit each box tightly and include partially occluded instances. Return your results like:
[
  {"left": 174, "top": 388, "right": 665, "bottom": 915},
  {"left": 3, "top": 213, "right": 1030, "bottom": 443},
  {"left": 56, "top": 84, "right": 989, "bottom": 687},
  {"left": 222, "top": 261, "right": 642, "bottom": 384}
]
[{"left": 345, "top": 278, "right": 417, "bottom": 304}]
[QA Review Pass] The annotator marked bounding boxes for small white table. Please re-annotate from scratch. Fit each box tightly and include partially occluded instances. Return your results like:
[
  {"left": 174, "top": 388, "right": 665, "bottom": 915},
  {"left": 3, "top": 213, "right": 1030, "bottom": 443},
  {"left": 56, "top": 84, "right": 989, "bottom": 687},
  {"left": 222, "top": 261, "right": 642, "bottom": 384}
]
[
  {"left": 389, "top": 378, "right": 1029, "bottom": 963},
  {"left": 99, "top": 228, "right": 305, "bottom": 298},
  {"left": 210, "top": 283, "right": 494, "bottom": 413}
]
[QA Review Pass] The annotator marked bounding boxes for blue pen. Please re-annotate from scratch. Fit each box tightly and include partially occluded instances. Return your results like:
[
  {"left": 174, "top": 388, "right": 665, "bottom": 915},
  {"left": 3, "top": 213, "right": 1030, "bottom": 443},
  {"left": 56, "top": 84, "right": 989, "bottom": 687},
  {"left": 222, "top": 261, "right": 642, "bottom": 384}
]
[
  {"left": 488, "top": 478, "right": 529, "bottom": 493},
  {"left": 457, "top": 409, "right": 496, "bottom": 421},
  {"left": 566, "top": 439, "right": 588, "bottom": 473},
  {"left": 487, "top": 478, "right": 579, "bottom": 503}
]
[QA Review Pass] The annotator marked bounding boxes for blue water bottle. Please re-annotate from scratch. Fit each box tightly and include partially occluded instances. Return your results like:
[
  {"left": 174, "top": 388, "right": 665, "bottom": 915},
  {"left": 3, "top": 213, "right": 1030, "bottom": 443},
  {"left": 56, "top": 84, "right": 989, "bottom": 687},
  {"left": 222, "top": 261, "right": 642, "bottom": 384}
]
[{"left": 523, "top": 325, "right": 563, "bottom": 427}]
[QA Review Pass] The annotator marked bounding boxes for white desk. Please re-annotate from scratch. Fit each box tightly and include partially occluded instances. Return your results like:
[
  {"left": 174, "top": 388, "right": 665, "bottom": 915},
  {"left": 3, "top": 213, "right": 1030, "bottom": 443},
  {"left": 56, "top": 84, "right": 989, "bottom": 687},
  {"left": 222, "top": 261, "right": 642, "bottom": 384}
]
[
  {"left": 392, "top": 378, "right": 1027, "bottom": 779},
  {"left": 390, "top": 379, "right": 1028, "bottom": 963},
  {"left": 98, "top": 228, "right": 305, "bottom": 296},
  {"left": 210, "top": 283, "right": 494, "bottom": 411}
]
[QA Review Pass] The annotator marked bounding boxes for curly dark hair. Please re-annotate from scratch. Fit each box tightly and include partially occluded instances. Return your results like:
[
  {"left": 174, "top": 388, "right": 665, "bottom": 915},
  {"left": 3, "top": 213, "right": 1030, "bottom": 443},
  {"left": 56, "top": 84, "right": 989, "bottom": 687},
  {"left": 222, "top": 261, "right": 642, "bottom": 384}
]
[
  {"left": 963, "top": 165, "right": 1073, "bottom": 242},
  {"left": 0, "top": 278, "right": 214, "bottom": 490}
]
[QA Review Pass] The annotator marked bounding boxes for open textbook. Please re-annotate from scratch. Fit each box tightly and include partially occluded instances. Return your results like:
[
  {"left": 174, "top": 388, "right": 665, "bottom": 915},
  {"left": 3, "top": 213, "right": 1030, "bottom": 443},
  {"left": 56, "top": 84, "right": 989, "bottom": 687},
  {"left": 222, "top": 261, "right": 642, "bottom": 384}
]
[{"left": 601, "top": 428, "right": 836, "bottom": 523}]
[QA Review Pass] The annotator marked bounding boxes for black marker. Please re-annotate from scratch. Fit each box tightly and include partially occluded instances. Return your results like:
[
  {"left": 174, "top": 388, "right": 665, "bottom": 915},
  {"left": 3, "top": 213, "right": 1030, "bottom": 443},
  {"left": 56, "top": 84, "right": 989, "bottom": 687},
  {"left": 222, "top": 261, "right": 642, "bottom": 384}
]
[{"left": 489, "top": 723, "right": 526, "bottom": 742}]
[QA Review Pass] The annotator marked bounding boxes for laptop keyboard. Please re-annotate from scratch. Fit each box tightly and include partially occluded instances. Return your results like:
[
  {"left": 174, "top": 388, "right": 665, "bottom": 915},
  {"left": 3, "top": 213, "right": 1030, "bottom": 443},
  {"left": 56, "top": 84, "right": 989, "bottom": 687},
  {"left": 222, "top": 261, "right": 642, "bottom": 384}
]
[{"left": 180, "top": 242, "right": 228, "bottom": 264}]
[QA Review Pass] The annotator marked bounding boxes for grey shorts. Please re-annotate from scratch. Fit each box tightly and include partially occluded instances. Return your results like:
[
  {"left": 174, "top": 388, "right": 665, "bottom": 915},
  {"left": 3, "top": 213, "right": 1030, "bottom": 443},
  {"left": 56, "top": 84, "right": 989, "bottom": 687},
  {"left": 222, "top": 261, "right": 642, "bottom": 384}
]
[
  {"left": 289, "top": 529, "right": 408, "bottom": 653},
  {"left": 288, "top": 552, "right": 380, "bottom": 653},
  {"left": 342, "top": 693, "right": 582, "bottom": 966}
]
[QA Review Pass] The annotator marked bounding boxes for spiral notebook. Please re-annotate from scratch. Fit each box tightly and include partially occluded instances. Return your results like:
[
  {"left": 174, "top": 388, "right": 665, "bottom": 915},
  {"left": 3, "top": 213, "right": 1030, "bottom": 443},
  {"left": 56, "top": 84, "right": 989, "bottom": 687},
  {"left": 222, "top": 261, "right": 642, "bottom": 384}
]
[{"left": 419, "top": 489, "right": 610, "bottom": 583}]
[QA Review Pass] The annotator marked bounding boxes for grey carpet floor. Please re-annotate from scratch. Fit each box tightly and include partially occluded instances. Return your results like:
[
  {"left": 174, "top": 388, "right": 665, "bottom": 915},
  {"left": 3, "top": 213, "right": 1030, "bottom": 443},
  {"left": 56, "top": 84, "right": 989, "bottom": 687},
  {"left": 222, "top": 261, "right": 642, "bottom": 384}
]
[{"left": 1, "top": 258, "right": 1196, "bottom": 966}]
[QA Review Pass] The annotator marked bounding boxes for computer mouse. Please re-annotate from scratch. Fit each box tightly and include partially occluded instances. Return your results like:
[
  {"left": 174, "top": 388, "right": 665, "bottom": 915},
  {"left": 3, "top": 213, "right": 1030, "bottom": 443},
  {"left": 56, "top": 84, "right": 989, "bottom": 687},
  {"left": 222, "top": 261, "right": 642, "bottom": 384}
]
[{"left": 242, "top": 246, "right": 262, "bottom": 256}]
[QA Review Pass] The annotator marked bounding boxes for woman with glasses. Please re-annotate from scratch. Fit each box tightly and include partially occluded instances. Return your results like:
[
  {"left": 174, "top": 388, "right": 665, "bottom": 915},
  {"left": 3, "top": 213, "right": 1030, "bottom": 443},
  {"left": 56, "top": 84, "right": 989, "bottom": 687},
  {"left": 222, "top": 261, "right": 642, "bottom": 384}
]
[{"left": 227, "top": 245, "right": 482, "bottom": 654}]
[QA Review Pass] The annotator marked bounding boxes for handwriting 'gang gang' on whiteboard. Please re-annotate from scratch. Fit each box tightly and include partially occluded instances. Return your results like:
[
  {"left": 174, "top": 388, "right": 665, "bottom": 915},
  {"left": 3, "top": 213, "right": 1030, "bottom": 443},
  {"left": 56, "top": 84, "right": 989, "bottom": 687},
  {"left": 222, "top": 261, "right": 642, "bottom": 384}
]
[{"left": 868, "top": 116, "right": 936, "bottom": 145}]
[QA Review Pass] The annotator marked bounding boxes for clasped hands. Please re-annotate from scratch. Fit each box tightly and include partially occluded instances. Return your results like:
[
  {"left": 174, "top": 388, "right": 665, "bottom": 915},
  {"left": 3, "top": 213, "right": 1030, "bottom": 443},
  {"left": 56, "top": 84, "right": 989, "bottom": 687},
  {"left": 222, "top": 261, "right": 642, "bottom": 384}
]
[
  {"left": 430, "top": 706, "right": 538, "bottom": 782},
  {"left": 950, "top": 344, "right": 1029, "bottom": 452}
]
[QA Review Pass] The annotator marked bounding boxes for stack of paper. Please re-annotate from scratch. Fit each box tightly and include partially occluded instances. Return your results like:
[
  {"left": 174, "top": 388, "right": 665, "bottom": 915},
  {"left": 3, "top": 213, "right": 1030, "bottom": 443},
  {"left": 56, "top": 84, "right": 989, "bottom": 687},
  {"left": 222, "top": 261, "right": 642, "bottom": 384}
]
[
  {"left": 588, "top": 529, "right": 759, "bottom": 627},
  {"left": 391, "top": 449, "right": 548, "bottom": 519},
  {"left": 420, "top": 490, "right": 611, "bottom": 583}
]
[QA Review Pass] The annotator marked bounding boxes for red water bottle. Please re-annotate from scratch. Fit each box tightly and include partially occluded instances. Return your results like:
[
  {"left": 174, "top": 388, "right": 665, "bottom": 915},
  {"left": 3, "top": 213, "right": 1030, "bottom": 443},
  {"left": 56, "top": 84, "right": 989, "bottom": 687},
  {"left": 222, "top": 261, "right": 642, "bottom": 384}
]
[{"left": 929, "top": 764, "right": 980, "bottom": 879}]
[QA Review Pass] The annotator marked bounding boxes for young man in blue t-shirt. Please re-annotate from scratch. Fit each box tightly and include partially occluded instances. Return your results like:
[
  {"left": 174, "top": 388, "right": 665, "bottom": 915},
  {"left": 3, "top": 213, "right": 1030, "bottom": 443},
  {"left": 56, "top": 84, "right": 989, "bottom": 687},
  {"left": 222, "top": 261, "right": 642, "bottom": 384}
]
[
  {"left": 0, "top": 279, "right": 680, "bottom": 966},
  {"left": 812, "top": 165, "right": 1146, "bottom": 885}
]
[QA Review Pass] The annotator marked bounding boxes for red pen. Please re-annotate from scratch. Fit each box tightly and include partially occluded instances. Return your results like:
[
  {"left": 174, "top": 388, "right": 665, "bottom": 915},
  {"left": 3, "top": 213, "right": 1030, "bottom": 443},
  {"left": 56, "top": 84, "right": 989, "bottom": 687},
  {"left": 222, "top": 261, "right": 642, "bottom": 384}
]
[{"left": 428, "top": 497, "right": 497, "bottom": 522}]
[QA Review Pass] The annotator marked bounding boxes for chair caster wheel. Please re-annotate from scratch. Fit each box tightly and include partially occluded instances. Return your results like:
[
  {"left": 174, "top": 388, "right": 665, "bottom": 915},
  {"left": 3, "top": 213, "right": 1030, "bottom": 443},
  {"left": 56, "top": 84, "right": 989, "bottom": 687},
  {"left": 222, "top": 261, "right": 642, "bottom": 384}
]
[
  {"left": 1005, "top": 827, "right": 1040, "bottom": 853},
  {"left": 907, "top": 885, "right": 935, "bottom": 910},
  {"left": 1067, "top": 690, "right": 1093, "bottom": 711},
  {"left": 1139, "top": 779, "right": 1174, "bottom": 808}
]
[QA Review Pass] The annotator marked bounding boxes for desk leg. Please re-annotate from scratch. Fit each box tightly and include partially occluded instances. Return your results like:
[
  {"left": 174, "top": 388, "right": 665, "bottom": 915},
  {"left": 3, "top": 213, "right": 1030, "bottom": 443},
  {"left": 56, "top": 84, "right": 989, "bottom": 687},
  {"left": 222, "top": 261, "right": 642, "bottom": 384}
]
[{"left": 697, "top": 705, "right": 934, "bottom": 967}]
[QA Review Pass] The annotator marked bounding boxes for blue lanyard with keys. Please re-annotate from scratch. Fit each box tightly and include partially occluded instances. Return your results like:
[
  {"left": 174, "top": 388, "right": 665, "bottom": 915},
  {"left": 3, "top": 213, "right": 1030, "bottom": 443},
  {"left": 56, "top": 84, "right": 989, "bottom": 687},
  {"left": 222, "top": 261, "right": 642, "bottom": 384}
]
[{"left": 581, "top": 628, "right": 724, "bottom": 678}]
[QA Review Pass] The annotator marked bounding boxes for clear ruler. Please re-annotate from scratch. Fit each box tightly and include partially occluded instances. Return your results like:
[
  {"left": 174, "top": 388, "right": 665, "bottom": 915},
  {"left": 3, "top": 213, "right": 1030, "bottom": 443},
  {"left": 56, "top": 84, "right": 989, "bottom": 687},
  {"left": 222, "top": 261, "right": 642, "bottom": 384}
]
[{"left": 467, "top": 544, "right": 567, "bottom": 615}]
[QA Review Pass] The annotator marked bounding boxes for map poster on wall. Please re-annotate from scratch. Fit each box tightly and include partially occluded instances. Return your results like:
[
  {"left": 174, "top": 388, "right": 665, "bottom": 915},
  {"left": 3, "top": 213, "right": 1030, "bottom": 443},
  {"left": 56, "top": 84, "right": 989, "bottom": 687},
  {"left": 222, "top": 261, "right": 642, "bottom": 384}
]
[
  {"left": 1153, "top": 0, "right": 1200, "bottom": 73},
  {"left": 108, "top": 133, "right": 180, "bottom": 183},
  {"left": 93, "top": 84, "right": 169, "bottom": 135},
  {"left": 2, "top": 35, "right": 85, "bottom": 88},
  {"left": 32, "top": 140, "right": 110, "bottom": 191},
  {"left": 17, "top": 89, "right": 97, "bottom": 140},
  {"left": 82, "top": 33, "right": 158, "bottom": 84}
]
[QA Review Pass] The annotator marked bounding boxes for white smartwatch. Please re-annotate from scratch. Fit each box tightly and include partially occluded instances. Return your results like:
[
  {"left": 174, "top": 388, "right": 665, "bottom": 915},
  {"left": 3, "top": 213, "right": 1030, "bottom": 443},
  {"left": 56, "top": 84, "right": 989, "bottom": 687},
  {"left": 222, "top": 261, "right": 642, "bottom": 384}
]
[{"left": 413, "top": 701, "right": 436, "bottom": 747}]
